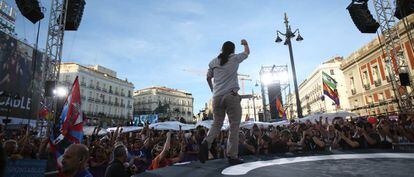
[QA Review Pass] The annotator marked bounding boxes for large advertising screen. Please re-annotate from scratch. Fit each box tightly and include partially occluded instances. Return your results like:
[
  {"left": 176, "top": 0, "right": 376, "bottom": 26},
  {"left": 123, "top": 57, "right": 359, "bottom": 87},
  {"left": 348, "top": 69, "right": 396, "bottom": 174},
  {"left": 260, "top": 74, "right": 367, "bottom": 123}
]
[{"left": 0, "top": 30, "right": 44, "bottom": 119}]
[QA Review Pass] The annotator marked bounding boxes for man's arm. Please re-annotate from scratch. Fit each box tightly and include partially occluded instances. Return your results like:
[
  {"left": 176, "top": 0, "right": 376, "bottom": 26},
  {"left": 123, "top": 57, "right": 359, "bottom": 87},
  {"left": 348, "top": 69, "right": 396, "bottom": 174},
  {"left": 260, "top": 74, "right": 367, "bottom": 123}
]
[
  {"left": 207, "top": 76, "right": 213, "bottom": 93},
  {"left": 241, "top": 39, "right": 250, "bottom": 55},
  {"left": 159, "top": 132, "right": 172, "bottom": 161}
]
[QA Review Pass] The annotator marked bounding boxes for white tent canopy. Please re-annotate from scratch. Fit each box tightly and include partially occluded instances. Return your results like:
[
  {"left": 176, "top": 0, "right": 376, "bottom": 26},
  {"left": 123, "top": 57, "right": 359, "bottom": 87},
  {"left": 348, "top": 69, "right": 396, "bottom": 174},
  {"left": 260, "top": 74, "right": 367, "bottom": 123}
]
[
  {"left": 149, "top": 121, "right": 195, "bottom": 131},
  {"left": 195, "top": 120, "right": 229, "bottom": 130},
  {"left": 83, "top": 126, "right": 108, "bottom": 136},
  {"left": 106, "top": 126, "right": 143, "bottom": 133},
  {"left": 240, "top": 121, "right": 274, "bottom": 129},
  {"left": 296, "top": 111, "right": 358, "bottom": 124}
]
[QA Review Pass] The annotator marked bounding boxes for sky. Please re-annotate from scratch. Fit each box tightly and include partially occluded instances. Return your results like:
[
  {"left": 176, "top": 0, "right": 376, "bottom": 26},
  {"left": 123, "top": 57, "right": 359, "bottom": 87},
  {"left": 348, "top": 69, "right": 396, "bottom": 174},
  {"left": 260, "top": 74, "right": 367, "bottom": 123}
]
[{"left": 6, "top": 0, "right": 379, "bottom": 113}]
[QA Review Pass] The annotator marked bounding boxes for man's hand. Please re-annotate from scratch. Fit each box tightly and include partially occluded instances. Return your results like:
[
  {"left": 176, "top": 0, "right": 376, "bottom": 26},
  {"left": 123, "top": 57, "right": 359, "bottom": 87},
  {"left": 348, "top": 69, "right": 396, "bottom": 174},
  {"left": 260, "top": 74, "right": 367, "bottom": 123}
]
[{"left": 241, "top": 39, "right": 248, "bottom": 46}]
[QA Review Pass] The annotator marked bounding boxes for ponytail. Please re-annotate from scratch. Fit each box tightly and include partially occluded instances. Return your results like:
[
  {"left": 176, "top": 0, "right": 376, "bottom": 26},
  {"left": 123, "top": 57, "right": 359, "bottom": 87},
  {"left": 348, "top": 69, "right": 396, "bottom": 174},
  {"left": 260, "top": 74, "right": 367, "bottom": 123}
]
[{"left": 218, "top": 41, "right": 235, "bottom": 66}]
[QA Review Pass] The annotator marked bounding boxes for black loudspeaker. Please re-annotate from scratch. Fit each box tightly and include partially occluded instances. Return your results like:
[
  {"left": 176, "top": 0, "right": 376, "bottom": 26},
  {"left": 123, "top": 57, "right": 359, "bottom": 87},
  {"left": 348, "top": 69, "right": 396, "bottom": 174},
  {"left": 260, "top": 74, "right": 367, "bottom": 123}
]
[
  {"left": 399, "top": 73, "right": 411, "bottom": 86},
  {"left": 15, "top": 0, "right": 44, "bottom": 24},
  {"left": 64, "top": 0, "right": 86, "bottom": 31},
  {"left": 347, "top": 0, "right": 380, "bottom": 33},
  {"left": 267, "top": 83, "right": 281, "bottom": 120},
  {"left": 45, "top": 81, "right": 55, "bottom": 97},
  {"left": 395, "top": 0, "right": 414, "bottom": 20}
]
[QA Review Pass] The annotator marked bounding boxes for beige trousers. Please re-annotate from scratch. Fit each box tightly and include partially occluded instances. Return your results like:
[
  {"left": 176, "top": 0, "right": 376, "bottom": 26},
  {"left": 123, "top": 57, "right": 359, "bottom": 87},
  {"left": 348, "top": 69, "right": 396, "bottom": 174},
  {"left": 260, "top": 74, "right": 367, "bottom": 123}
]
[{"left": 205, "top": 92, "right": 242, "bottom": 158}]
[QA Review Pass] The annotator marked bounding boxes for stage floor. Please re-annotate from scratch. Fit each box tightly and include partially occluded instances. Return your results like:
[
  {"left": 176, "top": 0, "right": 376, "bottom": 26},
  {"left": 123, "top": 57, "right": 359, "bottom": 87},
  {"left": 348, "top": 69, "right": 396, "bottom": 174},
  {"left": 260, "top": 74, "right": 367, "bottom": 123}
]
[{"left": 138, "top": 150, "right": 414, "bottom": 177}]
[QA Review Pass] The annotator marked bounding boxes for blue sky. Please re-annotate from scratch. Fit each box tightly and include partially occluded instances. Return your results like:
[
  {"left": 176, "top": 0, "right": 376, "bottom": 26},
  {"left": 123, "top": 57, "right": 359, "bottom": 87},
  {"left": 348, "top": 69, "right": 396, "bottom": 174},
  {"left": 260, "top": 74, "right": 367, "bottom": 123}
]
[{"left": 7, "top": 0, "right": 378, "bottom": 113}]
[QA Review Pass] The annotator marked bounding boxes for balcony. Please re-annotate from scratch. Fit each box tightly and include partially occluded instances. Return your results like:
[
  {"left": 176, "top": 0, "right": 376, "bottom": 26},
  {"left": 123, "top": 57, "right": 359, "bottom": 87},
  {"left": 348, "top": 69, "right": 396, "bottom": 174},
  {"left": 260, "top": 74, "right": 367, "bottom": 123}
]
[
  {"left": 351, "top": 89, "right": 356, "bottom": 95},
  {"left": 80, "top": 82, "right": 86, "bottom": 86},
  {"left": 102, "top": 88, "right": 108, "bottom": 92},
  {"left": 386, "top": 75, "right": 391, "bottom": 82},
  {"left": 88, "top": 84, "right": 94, "bottom": 89},
  {"left": 121, "top": 93, "right": 125, "bottom": 97},
  {"left": 109, "top": 90, "right": 113, "bottom": 94},
  {"left": 88, "top": 97, "right": 95, "bottom": 102},
  {"left": 108, "top": 102, "right": 113, "bottom": 105},
  {"left": 364, "top": 84, "right": 370, "bottom": 90},
  {"left": 127, "top": 105, "right": 132, "bottom": 109},
  {"left": 374, "top": 80, "right": 381, "bottom": 87},
  {"left": 96, "top": 86, "right": 101, "bottom": 90},
  {"left": 81, "top": 95, "right": 86, "bottom": 100},
  {"left": 95, "top": 99, "right": 101, "bottom": 103}
]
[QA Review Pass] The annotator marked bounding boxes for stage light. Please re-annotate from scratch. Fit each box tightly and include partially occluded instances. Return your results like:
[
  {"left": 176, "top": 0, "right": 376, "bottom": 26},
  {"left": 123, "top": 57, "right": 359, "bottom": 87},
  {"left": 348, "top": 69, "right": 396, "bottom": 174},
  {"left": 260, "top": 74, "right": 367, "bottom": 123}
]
[
  {"left": 395, "top": 0, "right": 414, "bottom": 20},
  {"left": 15, "top": 0, "right": 44, "bottom": 24},
  {"left": 347, "top": 0, "right": 380, "bottom": 33},
  {"left": 278, "top": 71, "right": 289, "bottom": 84},
  {"left": 64, "top": 0, "right": 86, "bottom": 31},
  {"left": 261, "top": 73, "right": 273, "bottom": 85},
  {"left": 53, "top": 87, "right": 68, "bottom": 97}
]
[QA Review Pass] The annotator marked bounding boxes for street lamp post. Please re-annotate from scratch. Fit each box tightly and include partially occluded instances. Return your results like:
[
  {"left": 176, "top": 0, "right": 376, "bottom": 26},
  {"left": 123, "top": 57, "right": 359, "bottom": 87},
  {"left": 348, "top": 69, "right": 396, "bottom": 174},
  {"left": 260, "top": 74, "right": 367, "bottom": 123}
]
[
  {"left": 252, "top": 89, "right": 257, "bottom": 121},
  {"left": 275, "top": 13, "right": 304, "bottom": 118}
]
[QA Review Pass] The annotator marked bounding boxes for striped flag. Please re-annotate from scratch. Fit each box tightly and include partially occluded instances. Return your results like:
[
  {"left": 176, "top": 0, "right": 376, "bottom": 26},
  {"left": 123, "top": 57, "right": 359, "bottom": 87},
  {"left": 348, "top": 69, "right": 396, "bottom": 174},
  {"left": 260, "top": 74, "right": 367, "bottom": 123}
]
[
  {"left": 49, "top": 76, "right": 84, "bottom": 170},
  {"left": 276, "top": 97, "right": 286, "bottom": 120},
  {"left": 322, "top": 71, "right": 340, "bottom": 106}
]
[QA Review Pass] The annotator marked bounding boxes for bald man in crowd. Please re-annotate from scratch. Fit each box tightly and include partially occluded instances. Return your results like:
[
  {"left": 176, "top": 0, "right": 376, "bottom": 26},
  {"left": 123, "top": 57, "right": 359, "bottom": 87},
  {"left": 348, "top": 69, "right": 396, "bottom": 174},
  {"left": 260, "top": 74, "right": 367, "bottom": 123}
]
[{"left": 61, "top": 144, "right": 93, "bottom": 177}]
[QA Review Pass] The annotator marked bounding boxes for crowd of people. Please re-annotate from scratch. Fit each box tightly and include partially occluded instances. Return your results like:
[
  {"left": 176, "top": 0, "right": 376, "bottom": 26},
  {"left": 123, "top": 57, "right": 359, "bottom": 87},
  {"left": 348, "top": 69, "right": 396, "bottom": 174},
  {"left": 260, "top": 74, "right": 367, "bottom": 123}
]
[{"left": 1, "top": 113, "right": 413, "bottom": 177}]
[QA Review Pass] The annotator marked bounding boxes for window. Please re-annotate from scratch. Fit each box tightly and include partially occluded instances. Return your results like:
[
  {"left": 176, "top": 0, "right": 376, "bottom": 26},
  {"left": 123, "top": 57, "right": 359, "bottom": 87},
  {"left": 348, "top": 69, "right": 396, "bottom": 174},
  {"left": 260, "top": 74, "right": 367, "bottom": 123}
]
[
  {"left": 363, "top": 71, "right": 369, "bottom": 85},
  {"left": 373, "top": 66, "right": 379, "bottom": 81},
  {"left": 379, "top": 93, "right": 384, "bottom": 101},
  {"left": 330, "top": 69, "right": 335, "bottom": 75}
]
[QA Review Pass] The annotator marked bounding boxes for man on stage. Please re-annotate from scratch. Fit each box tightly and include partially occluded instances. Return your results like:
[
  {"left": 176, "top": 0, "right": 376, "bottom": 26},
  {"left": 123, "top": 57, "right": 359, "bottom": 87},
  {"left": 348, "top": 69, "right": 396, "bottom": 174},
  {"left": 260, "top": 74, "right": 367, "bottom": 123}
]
[{"left": 199, "top": 39, "right": 250, "bottom": 165}]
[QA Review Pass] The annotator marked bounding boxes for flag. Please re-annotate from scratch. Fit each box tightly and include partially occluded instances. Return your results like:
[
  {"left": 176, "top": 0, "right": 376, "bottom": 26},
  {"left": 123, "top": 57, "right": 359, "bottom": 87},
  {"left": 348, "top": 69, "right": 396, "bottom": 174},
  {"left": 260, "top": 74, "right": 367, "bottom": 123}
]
[
  {"left": 276, "top": 97, "right": 286, "bottom": 120},
  {"left": 49, "top": 76, "right": 84, "bottom": 169},
  {"left": 38, "top": 107, "right": 49, "bottom": 119},
  {"left": 322, "top": 71, "right": 340, "bottom": 106}
]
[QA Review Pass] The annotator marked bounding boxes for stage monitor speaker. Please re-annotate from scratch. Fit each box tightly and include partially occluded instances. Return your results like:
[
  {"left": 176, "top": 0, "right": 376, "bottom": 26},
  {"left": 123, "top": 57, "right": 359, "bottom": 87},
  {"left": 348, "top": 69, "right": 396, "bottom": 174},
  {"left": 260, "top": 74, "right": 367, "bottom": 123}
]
[
  {"left": 347, "top": 0, "right": 380, "bottom": 33},
  {"left": 64, "top": 0, "right": 86, "bottom": 31},
  {"left": 395, "top": 0, "right": 414, "bottom": 20},
  {"left": 399, "top": 73, "right": 411, "bottom": 86},
  {"left": 45, "top": 81, "right": 55, "bottom": 97},
  {"left": 267, "top": 83, "right": 281, "bottom": 120},
  {"left": 15, "top": 0, "right": 44, "bottom": 24}
]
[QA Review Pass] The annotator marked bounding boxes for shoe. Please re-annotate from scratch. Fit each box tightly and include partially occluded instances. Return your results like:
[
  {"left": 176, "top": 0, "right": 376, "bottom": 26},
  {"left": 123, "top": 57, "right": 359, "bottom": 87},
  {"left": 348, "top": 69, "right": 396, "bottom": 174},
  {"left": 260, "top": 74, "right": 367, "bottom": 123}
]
[
  {"left": 228, "top": 157, "right": 244, "bottom": 165},
  {"left": 198, "top": 140, "right": 208, "bottom": 163}
]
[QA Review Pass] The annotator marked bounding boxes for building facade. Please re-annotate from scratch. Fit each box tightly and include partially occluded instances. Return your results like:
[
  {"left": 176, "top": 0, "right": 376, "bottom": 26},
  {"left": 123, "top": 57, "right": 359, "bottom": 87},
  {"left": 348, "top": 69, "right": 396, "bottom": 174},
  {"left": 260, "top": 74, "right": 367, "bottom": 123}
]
[
  {"left": 133, "top": 86, "right": 194, "bottom": 123},
  {"left": 241, "top": 94, "right": 264, "bottom": 122},
  {"left": 59, "top": 63, "right": 134, "bottom": 125},
  {"left": 340, "top": 15, "right": 414, "bottom": 116},
  {"left": 285, "top": 57, "right": 351, "bottom": 118}
]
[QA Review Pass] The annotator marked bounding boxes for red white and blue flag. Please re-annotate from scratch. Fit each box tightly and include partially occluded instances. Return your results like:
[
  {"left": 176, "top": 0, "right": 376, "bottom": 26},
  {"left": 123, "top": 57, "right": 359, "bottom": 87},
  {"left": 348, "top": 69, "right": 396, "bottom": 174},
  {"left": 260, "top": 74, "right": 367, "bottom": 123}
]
[{"left": 49, "top": 76, "right": 84, "bottom": 169}]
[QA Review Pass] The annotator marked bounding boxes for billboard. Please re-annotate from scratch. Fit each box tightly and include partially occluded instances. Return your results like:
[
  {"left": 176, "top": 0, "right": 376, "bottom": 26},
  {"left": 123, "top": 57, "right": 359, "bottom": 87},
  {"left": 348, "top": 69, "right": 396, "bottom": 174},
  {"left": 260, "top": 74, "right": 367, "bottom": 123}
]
[
  {"left": 133, "top": 114, "right": 158, "bottom": 125},
  {"left": 0, "top": 0, "right": 16, "bottom": 33},
  {"left": 267, "top": 83, "right": 282, "bottom": 120},
  {"left": 0, "top": 30, "right": 44, "bottom": 119}
]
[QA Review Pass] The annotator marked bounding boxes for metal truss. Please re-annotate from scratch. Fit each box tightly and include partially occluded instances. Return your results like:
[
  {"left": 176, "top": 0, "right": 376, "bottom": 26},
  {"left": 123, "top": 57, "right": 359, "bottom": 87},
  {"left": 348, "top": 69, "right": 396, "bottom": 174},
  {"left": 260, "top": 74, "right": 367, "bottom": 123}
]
[
  {"left": 372, "top": 0, "right": 414, "bottom": 113},
  {"left": 43, "top": 0, "right": 68, "bottom": 116}
]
